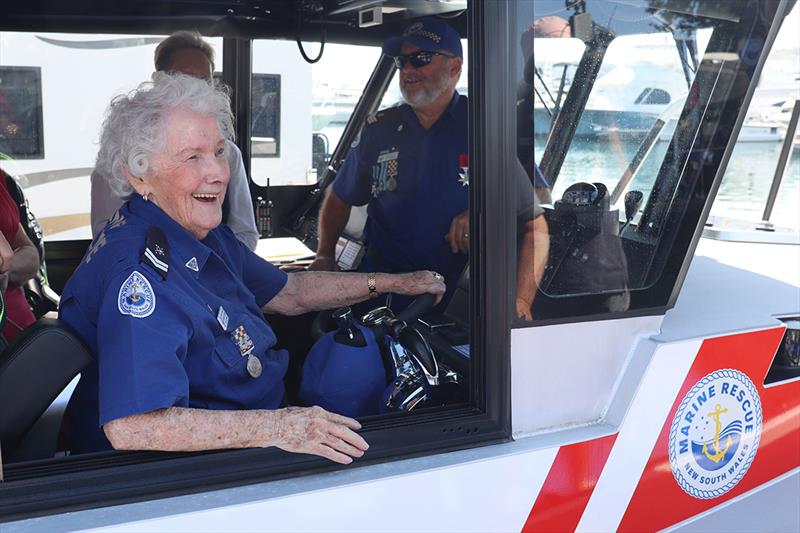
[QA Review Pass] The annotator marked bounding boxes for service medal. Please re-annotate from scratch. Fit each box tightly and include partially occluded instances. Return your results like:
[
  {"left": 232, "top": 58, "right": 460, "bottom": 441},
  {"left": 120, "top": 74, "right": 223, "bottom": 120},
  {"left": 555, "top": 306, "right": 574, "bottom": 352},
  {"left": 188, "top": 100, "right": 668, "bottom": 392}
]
[
  {"left": 231, "top": 324, "right": 261, "bottom": 378},
  {"left": 247, "top": 354, "right": 263, "bottom": 378},
  {"left": 458, "top": 153, "right": 469, "bottom": 187}
]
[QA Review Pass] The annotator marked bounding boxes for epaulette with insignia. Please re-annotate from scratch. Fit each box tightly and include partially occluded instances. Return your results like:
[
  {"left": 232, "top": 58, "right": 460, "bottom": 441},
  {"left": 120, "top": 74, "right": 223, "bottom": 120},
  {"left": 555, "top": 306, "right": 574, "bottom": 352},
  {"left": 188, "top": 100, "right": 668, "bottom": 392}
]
[
  {"left": 366, "top": 105, "right": 404, "bottom": 126},
  {"left": 141, "top": 227, "right": 169, "bottom": 280}
]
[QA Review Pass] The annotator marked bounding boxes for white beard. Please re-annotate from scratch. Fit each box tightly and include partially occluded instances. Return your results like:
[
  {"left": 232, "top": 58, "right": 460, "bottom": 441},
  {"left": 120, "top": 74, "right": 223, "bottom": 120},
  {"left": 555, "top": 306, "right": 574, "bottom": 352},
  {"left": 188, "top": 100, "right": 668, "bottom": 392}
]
[{"left": 401, "top": 67, "right": 452, "bottom": 108}]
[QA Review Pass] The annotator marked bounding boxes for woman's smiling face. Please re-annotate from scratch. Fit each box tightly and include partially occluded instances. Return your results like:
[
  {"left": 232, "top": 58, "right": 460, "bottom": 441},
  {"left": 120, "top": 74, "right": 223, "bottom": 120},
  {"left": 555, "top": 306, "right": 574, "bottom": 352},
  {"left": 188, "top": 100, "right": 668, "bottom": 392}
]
[{"left": 139, "top": 107, "right": 230, "bottom": 239}]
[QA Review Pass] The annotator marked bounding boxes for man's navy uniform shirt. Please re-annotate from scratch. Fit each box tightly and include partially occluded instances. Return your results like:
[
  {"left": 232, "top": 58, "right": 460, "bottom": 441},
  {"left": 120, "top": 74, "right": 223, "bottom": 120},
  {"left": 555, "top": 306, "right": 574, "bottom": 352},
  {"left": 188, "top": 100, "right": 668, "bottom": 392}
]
[
  {"left": 334, "top": 91, "right": 541, "bottom": 307},
  {"left": 61, "top": 195, "right": 288, "bottom": 453},
  {"left": 335, "top": 92, "right": 469, "bottom": 291}
]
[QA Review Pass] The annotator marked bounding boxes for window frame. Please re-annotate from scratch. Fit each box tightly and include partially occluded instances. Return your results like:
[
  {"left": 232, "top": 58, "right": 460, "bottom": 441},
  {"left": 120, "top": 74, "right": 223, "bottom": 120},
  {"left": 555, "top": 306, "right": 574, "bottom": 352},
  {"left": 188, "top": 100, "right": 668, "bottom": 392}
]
[
  {"left": 515, "top": 0, "right": 788, "bottom": 327},
  {"left": 215, "top": 68, "right": 282, "bottom": 159},
  {"left": 0, "top": 4, "right": 514, "bottom": 522},
  {"left": 250, "top": 73, "right": 282, "bottom": 158}
]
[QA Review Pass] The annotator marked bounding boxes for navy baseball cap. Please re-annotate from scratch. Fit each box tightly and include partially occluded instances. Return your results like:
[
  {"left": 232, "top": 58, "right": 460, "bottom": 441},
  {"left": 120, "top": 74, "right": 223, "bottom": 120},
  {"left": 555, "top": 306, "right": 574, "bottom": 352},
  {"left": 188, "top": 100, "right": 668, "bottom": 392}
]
[{"left": 383, "top": 18, "right": 463, "bottom": 58}]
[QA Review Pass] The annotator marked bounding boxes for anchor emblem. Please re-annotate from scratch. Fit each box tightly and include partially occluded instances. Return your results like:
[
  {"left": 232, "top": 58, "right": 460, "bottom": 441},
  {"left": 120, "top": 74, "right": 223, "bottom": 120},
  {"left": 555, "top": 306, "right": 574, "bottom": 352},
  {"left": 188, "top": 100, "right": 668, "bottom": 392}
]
[
  {"left": 128, "top": 283, "right": 142, "bottom": 303},
  {"left": 118, "top": 271, "right": 155, "bottom": 318},
  {"left": 702, "top": 404, "right": 732, "bottom": 463}
]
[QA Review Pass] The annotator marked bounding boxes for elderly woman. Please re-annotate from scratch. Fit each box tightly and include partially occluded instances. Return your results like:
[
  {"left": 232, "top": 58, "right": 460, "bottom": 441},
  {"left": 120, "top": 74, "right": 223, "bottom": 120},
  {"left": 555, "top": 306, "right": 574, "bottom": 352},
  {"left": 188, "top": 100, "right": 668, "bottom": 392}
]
[{"left": 60, "top": 73, "right": 444, "bottom": 464}]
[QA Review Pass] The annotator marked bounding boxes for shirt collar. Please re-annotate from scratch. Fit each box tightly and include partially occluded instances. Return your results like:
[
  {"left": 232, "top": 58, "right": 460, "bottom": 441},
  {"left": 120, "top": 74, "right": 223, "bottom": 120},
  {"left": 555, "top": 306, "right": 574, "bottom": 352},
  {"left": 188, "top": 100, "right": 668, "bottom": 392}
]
[
  {"left": 405, "top": 90, "right": 463, "bottom": 129},
  {"left": 444, "top": 90, "right": 462, "bottom": 119},
  {"left": 127, "top": 194, "right": 214, "bottom": 276}
]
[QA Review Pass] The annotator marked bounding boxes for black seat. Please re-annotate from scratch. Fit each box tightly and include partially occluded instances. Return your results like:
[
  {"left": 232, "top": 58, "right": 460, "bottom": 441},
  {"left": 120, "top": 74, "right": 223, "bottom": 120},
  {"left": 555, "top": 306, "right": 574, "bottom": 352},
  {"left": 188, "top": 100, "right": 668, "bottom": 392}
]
[{"left": 0, "top": 317, "right": 93, "bottom": 462}]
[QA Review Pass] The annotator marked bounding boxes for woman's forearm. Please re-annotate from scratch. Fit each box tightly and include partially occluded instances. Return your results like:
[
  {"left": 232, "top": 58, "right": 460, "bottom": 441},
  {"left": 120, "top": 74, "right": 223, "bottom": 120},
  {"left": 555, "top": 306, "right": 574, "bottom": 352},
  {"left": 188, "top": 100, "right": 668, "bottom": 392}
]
[
  {"left": 265, "top": 270, "right": 443, "bottom": 315},
  {"left": 103, "top": 407, "right": 279, "bottom": 451},
  {"left": 103, "top": 405, "right": 369, "bottom": 464},
  {"left": 283, "top": 271, "right": 390, "bottom": 314}
]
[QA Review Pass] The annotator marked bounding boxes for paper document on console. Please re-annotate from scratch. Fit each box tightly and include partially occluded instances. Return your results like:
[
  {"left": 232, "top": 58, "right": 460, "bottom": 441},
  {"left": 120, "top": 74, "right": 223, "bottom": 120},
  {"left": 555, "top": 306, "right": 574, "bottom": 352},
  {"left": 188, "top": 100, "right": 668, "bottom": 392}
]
[{"left": 256, "top": 237, "right": 316, "bottom": 264}]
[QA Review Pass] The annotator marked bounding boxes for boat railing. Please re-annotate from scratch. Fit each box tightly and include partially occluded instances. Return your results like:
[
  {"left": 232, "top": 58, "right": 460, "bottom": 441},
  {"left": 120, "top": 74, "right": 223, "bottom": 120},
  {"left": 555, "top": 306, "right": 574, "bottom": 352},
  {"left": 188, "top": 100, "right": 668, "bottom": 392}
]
[
  {"left": 701, "top": 99, "right": 800, "bottom": 245},
  {"left": 759, "top": 99, "right": 800, "bottom": 230}
]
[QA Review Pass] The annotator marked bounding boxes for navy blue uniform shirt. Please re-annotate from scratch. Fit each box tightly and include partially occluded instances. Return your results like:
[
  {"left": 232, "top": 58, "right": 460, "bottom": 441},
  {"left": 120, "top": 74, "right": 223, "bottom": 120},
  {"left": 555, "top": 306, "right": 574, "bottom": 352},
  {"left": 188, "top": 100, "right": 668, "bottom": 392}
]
[
  {"left": 61, "top": 195, "right": 288, "bottom": 453},
  {"left": 334, "top": 92, "right": 541, "bottom": 308},
  {"left": 335, "top": 92, "right": 469, "bottom": 284}
]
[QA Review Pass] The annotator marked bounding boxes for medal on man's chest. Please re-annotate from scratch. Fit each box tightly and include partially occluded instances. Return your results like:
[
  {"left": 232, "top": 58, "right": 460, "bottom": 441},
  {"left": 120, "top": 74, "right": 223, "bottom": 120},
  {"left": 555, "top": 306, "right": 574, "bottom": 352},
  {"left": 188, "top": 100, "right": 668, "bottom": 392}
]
[
  {"left": 386, "top": 158, "right": 398, "bottom": 191},
  {"left": 231, "top": 324, "right": 262, "bottom": 378},
  {"left": 458, "top": 153, "right": 469, "bottom": 187},
  {"left": 371, "top": 147, "right": 399, "bottom": 197}
]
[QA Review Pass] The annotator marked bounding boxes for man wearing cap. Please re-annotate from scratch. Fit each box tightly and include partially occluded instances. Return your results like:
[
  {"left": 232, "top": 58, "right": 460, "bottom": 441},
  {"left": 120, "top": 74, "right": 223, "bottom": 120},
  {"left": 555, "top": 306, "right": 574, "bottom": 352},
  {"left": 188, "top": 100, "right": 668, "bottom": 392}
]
[{"left": 310, "top": 18, "right": 548, "bottom": 320}]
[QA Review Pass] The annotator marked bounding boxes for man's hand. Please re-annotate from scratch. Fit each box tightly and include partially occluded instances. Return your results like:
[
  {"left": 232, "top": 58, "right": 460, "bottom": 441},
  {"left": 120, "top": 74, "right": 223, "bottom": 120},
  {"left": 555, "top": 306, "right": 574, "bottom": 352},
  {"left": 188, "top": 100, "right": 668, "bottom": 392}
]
[
  {"left": 444, "top": 209, "right": 470, "bottom": 254},
  {"left": 515, "top": 297, "right": 533, "bottom": 321},
  {"left": 308, "top": 255, "right": 339, "bottom": 271},
  {"left": 275, "top": 406, "right": 369, "bottom": 465}
]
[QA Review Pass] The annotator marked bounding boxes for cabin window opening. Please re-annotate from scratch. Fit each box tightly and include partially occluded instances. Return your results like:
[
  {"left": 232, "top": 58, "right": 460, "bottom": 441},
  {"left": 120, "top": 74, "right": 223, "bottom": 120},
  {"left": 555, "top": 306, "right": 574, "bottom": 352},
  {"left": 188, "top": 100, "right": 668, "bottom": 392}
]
[
  {"left": 0, "top": 7, "right": 483, "bottom": 493},
  {"left": 249, "top": 41, "right": 382, "bottom": 187},
  {"left": 709, "top": 1, "right": 800, "bottom": 236},
  {"left": 515, "top": 0, "right": 742, "bottom": 323}
]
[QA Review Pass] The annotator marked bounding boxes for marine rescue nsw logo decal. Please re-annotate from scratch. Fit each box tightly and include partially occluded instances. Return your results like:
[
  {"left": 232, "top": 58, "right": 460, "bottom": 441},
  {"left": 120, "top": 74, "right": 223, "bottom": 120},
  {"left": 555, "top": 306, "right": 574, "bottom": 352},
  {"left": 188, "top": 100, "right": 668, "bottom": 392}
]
[{"left": 668, "top": 369, "right": 762, "bottom": 499}]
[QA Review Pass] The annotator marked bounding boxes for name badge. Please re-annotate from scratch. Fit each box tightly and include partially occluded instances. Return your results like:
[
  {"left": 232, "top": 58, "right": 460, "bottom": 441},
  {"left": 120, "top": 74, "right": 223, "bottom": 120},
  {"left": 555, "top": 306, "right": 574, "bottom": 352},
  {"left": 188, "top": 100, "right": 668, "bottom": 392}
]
[{"left": 217, "top": 306, "right": 229, "bottom": 331}]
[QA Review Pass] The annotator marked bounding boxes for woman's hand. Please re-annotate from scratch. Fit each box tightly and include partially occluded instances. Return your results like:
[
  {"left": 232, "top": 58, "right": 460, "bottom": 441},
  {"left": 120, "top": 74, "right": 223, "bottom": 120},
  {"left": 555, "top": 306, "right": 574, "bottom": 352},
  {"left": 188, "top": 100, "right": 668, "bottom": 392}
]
[
  {"left": 274, "top": 405, "right": 369, "bottom": 464},
  {"left": 383, "top": 270, "right": 447, "bottom": 306}
]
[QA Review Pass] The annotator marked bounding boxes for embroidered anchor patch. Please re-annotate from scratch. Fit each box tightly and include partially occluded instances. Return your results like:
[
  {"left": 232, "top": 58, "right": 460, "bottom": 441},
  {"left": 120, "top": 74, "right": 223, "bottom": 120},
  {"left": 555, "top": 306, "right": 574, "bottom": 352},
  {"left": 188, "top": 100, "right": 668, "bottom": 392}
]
[{"left": 117, "top": 271, "right": 156, "bottom": 318}]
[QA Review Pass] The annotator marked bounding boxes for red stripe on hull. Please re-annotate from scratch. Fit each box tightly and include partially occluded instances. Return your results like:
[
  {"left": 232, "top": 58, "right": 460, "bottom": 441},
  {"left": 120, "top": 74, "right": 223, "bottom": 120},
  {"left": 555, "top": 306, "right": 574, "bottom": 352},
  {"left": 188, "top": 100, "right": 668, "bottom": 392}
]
[
  {"left": 522, "top": 433, "right": 618, "bottom": 532},
  {"left": 619, "top": 327, "right": 800, "bottom": 531}
]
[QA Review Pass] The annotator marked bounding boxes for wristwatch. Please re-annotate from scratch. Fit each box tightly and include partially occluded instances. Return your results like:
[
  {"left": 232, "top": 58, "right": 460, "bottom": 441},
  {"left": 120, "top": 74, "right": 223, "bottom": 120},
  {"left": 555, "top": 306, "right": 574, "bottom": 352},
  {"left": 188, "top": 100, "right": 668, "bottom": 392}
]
[{"left": 367, "top": 272, "right": 378, "bottom": 298}]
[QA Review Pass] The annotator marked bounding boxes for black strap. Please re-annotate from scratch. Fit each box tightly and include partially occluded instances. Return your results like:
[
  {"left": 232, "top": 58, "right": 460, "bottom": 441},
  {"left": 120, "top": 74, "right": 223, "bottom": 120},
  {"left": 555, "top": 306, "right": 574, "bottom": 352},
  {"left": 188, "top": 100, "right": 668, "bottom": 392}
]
[{"left": 141, "top": 227, "right": 169, "bottom": 280}]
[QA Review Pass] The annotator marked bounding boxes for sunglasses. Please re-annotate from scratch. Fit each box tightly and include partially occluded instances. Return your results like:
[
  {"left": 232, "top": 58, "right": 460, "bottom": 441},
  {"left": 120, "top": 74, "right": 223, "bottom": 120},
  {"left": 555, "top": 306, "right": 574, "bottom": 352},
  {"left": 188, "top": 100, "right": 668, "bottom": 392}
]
[{"left": 392, "top": 50, "right": 455, "bottom": 69}]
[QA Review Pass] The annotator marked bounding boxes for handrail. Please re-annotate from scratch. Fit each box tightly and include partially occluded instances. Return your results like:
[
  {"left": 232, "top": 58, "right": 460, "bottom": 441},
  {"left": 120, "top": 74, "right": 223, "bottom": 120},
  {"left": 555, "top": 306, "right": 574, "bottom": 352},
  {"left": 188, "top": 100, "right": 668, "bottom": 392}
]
[{"left": 759, "top": 99, "right": 800, "bottom": 229}]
